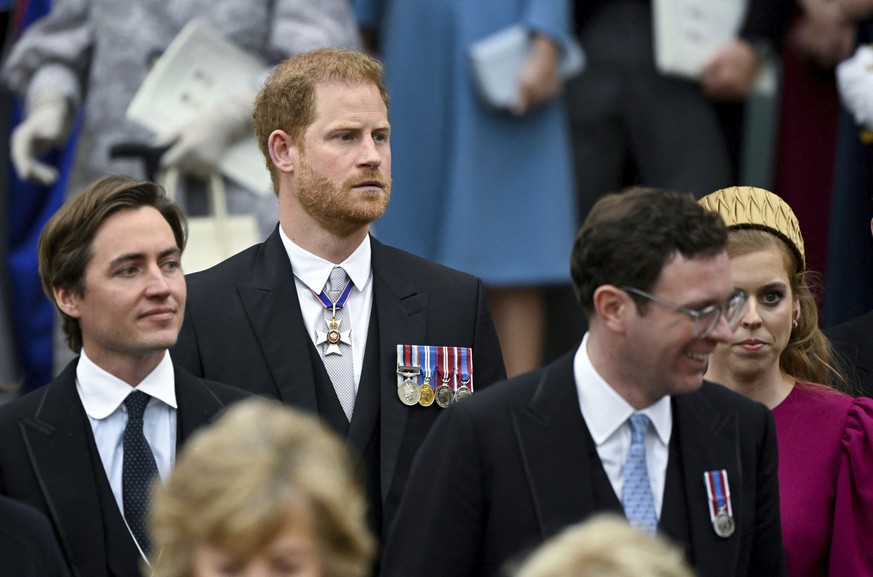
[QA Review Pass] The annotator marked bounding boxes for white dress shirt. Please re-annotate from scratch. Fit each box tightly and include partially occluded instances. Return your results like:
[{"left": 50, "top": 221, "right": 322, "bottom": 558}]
[
  {"left": 76, "top": 349, "right": 177, "bottom": 558},
  {"left": 281, "top": 227, "right": 374, "bottom": 391},
  {"left": 573, "top": 333, "right": 672, "bottom": 516}
]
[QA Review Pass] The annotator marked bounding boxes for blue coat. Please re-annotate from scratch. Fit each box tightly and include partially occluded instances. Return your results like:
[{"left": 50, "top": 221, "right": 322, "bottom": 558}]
[{"left": 357, "top": 0, "right": 577, "bottom": 285}]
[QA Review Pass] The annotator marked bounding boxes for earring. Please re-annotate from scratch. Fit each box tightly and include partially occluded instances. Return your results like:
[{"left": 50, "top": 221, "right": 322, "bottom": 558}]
[{"left": 793, "top": 318, "right": 798, "bottom": 329}]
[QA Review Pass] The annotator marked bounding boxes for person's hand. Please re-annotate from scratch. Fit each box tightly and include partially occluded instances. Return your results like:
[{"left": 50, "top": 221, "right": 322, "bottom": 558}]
[
  {"left": 513, "top": 34, "right": 562, "bottom": 115},
  {"left": 158, "top": 87, "right": 256, "bottom": 178},
  {"left": 837, "top": 44, "right": 873, "bottom": 130},
  {"left": 791, "top": 0, "right": 854, "bottom": 69},
  {"left": 700, "top": 40, "right": 760, "bottom": 100},
  {"left": 10, "top": 92, "right": 72, "bottom": 185}
]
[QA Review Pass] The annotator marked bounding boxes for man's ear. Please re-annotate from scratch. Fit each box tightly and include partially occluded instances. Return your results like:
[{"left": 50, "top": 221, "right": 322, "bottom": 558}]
[
  {"left": 54, "top": 285, "right": 82, "bottom": 319},
  {"left": 268, "top": 129, "right": 296, "bottom": 175},
  {"left": 593, "top": 285, "right": 630, "bottom": 334}
]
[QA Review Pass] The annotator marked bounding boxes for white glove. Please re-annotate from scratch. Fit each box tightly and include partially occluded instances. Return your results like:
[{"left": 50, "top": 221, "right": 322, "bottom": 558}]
[
  {"left": 10, "top": 92, "right": 72, "bottom": 185},
  {"left": 837, "top": 45, "right": 873, "bottom": 130},
  {"left": 157, "top": 87, "right": 256, "bottom": 178}
]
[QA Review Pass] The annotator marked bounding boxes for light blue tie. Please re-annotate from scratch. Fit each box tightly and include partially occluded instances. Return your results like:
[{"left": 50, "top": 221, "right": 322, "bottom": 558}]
[{"left": 622, "top": 413, "right": 658, "bottom": 534}]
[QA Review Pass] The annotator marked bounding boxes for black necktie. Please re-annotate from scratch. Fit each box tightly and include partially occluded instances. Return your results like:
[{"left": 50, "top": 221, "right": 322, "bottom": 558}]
[{"left": 122, "top": 390, "right": 158, "bottom": 554}]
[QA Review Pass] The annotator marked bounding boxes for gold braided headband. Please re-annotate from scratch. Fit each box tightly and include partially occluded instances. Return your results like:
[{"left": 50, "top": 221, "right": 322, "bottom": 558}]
[{"left": 698, "top": 186, "right": 806, "bottom": 270}]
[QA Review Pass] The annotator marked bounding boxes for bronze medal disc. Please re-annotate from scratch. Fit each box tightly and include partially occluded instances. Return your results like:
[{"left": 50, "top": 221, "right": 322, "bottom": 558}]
[
  {"left": 453, "top": 385, "right": 472, "bottom": 403},
  {"left": 435, "top": 385, "right": 453, "bottom": 408},
  {"left": 419, "top": 383, "right": 435, "bottom": 407}
]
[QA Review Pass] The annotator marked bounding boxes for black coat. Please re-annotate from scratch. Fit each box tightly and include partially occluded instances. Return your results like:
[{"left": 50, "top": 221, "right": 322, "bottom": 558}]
[{"left": 0, "top": 360, "right": 249, "bottom": 577}]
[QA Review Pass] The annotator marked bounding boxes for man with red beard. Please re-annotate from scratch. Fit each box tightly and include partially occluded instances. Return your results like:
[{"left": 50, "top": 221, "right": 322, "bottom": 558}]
[{"left": 171, "top": 48, "right": 506, "bottom": 544}]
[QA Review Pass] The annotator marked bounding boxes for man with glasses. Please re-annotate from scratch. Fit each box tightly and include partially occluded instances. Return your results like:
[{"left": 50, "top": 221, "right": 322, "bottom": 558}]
[{"left": 379, "top": 187, "right": 785, "bottom": 577}]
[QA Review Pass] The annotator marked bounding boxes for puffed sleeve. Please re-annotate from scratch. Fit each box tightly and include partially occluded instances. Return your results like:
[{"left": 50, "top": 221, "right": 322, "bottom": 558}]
[{"left": 829, "top": 397, "right": 873, "bottom": 575}]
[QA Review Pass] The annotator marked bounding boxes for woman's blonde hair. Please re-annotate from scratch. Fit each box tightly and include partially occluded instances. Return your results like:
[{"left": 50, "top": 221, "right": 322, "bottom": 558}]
[
  {"left": 514, "top": 515, "right": 693, "bottom": 577},
  {"left": 149, "top": 398, "right": 374, "bottom": 577}
]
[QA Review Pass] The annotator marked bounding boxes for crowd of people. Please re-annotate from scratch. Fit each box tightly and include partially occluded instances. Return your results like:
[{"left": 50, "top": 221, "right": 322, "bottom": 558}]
[{"left": 1, "top": 1, "right": 873, "bottom": 577}]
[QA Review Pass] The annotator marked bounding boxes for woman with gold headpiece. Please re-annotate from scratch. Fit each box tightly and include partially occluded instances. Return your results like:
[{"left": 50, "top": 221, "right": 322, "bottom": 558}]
[{"left": 700, "top": 186, "right": 873, "bottom": 576}]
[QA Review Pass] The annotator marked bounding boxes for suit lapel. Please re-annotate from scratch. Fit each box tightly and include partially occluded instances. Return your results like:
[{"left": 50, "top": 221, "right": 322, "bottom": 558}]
[
  {"left": 174, "top": 367, "right": 229, "bottom": 445},
  {"left": 19, "top": 362, "right": 111, "bottom": 577},
  {"left": 370, "top": 238, "right": 429, "bottom": 501},
  {"left": 671, "top": 389, "right": 742, "bottom": 577},
  {"left": 238, "top": 229, "right": 319, "bottom": 410},
  {"left": 510, "top": 355, "right": 599, "bottom": 538}
]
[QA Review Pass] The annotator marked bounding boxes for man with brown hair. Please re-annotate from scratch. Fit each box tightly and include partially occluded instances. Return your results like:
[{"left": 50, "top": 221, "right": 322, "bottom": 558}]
[
  {"left": 172, "top": 48, "right": 506, "bottom": 539},
  {"left": 0, "top": 175, "right": 248, "bottom": 577},
  {"left": 380, "top": 187, "right": 784, "bottom": 577}
]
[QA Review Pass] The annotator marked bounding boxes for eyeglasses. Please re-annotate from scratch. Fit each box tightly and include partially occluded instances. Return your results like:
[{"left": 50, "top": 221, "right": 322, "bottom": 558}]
[{"left": 620, "top": 286, "right": 748, "bottom": 339}]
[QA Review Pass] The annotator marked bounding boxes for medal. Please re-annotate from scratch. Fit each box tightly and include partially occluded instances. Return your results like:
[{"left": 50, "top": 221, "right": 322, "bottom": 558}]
[
  {"left": 452, "top": 346, "right": 469, "bottom": 403},
  {"left": 418, "top": 345, "right": 436, "bottom": 407},
  {"left": 398, "top": 377, "right": 421, "bottom": 406},
  {"left": 453, "top": 346, "right": 473, "bottom": 402},
  {"left": 312, "top": 279, "right": 353, "bottom": 356},
  {"left": 436, "top": 346, "right": 453, "bottom": 408},
  {"left": 704, "top": 470, "right": 735, "bottom": 538},
  {"left": 714, "top": 509, "right": 735, "bottom": 538},
  {"left": 396, "top": 345, "right": 421, "bottom": 406}
]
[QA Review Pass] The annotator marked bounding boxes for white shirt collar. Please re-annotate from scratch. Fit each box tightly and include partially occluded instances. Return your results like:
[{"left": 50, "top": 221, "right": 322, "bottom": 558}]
[
  {"left": 76, "top": 349, "right": 178, "bottom": 419},
  {"left": 279, "top": 226, "right": 372, "bottom": 294},
  {"left": 574, "top": 333, "right": 672, "bottom": 447}
]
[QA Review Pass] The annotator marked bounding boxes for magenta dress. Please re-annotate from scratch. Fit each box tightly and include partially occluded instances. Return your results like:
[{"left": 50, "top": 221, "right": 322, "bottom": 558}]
[{"left": 772, "top": 383, "right": 873, "bottom": 576}]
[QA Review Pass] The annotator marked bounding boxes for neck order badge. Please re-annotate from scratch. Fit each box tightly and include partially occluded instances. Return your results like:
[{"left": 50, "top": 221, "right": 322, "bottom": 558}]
[
  {"left": 313, "top": 267, "right": 355, "bottom": 421},
  {"left": 313, "top": 269, "right": 353, "bottom": 356}
]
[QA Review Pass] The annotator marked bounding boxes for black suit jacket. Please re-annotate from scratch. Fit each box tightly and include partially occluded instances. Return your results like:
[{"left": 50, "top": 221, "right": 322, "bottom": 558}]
[
  {"left": 379, "top": 353, "right": 785, "bottom": 577},
  {"left": 0, "top": 495, "right": 70, "bottom": 577},
  {"left": 171, "top": 228, "right": 506, "bottom": 535},
  {"left": 0, "top": 359, "right": 250, "bottom": 577},
  {"left": 825, "top": 310, "right": 873, "bottom": 398}
]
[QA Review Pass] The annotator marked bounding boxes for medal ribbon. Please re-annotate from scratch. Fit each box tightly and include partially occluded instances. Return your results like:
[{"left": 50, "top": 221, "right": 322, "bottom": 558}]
[
  {"left": 403, "top": 344, "right": 413, "bottom": 372},
  {"left": 438, "top": 346, "right": 452, "bottom": 388},
  {"left": 452, "top": 347, "right": 460, "bottom": 392},
  {"left": 703, "top": 470, "right": 733, "bottom": 521},
  {"left": 411, "top": 345, "right": 421, "bottom": 384},
  {"left": 419, "top": 345, "right": 436, "bottom": 385},
  {"left": 459, "top": 347, "right": 472, "bottom": 391},
  {"left": 310, "top": 279, "right": 353, "bottom": 317}
]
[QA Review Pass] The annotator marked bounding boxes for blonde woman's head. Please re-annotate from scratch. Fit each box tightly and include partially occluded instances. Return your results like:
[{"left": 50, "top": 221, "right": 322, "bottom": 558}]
[
  {"left": 149, "top": 398, "right": 374, "bottom": 577},
  {"left": 514, "top": 515, "right": 693, "bottom": 577}
]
